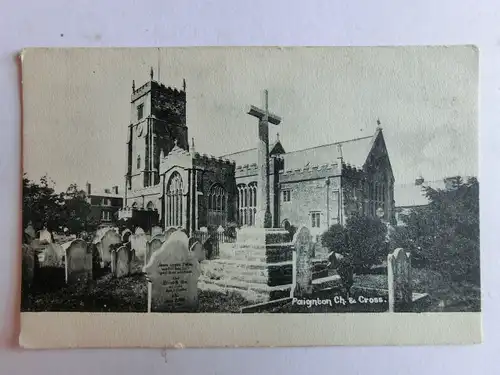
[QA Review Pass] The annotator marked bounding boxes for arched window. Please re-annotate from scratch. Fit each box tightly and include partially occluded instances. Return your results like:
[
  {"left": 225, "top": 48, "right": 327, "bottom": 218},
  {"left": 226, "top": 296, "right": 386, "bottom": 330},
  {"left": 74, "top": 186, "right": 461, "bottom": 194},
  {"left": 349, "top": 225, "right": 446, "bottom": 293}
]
[
  {"left": 237, "top": 182, "right": 257, "bottom": 226},
  {"left": 207, "top": 184, "right": 227, "bottom": 227},
  {"left": 146, "top": 201, "right": 155, "bottom": 211},
  {"left": 166, "top": 172, "right": 183, "bottom": 227},
  {"left": 132, "top": 201, "right": 138, "bottom": 209}
]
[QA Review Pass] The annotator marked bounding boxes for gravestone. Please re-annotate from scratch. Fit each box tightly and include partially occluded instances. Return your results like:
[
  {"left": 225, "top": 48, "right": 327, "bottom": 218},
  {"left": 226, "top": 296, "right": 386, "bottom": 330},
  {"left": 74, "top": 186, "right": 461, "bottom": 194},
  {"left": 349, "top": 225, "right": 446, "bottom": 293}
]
[
  {"left": 109, "top": 243, "right": 121, "bottom": 275},
  {"left": 151, "top": 226, "right": 163, "bottom": 237},
  {"left": 101, "top": 229, "right": 121, "bottom": 267},
  {"left": 22, "top": 244, "right": 35, "bottom": 290},
  {"left": 164, "top": 226, "right": 177, "bottom": 240},
  {"left": 190, "top": 241, "right": 205, "bottom": 262},
  {"left": 388, "top": 248, "right": 413, "bottom": 312},
  {"left": 145, "top": 237, "right": 164, "bottom": 266},
  {"left": 65, "top": 239, "right": 92, "bottom": 284},
  {"left": 202, "top": 235, "right": 216, "bottom": 259},
  {"left": 115, "top": 246, "right": 132, "bottom": 278},
  {"left": 143, "top": 231, "right": 201, "bottom": 312},
  {"left": 293, "top": 226, "right": 314, "bottom": 296},
  {"left": 131, "top": 231, "right": 148, "bottom": 261},
  {"left": 121, "top": 229, "right": 132, "bottom": 243},
  {"left": 24, "top": 224, "right": 36, "bottom": 242},
  {"left": 40, "top": 243, "right": 64, "bottom": 267},
  {"left": 39, "top": 228, "right": 53, "bottom": 244}
]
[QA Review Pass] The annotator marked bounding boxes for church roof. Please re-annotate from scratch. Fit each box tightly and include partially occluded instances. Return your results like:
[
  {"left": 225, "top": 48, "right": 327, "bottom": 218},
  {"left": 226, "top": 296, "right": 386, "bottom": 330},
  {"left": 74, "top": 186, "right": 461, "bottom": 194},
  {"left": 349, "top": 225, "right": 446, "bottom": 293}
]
[{"left": 221, "top": 133, "right": 375, "bottom": 170}]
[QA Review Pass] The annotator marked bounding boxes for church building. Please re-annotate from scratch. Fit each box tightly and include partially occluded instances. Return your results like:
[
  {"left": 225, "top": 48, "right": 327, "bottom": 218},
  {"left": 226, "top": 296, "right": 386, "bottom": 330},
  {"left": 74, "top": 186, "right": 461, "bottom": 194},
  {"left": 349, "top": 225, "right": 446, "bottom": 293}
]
[{"left": 118, "top": 72, "right": 395, "bottom": 238}]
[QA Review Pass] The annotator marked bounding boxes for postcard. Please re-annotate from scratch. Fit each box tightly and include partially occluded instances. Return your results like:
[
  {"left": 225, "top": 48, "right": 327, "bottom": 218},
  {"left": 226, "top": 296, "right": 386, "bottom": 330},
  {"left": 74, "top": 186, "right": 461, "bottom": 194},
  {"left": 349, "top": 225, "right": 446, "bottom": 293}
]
[{"left": 19, "top": 46, "right": 481, "bottom": 348}]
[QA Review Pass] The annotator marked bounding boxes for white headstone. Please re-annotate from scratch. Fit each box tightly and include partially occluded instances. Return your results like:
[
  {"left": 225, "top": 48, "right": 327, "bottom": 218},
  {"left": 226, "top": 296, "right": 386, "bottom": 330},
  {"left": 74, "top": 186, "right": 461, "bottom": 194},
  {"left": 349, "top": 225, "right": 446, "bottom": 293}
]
[
  {"left": 115, "top": 246, "right": 132, "bottom": 278},
  {"left": 388, "top": 248, "right": 412, "bottom": 312},
  {"left": 65, "top": 239, "right": 92, "bottom": 284},
  {"left": 143, "top": 231, "right": 201, "bottom": 312},
  {"left": 39, "top": 243, "right": 64, "bottom": 267},
  {"left": 293, "top": 226, "right": 313, "bottom": 296},
  {"left": 145, "top": 237, "right": 164, "bottom": 266},
  {"left": 100, "top": 229, "right": 121, "bottom": 266},
  {"left": 151, "top": 226, "right": 163, "bottom": 237},
  {"left": 39, "top": 228, "right": 53, "bottom": 244},
  {"left": 131, "top": 231, "right": 148, "bottom": 260},
  {"left": 164, "top": 226, "right": 177, "bottom": 241}
]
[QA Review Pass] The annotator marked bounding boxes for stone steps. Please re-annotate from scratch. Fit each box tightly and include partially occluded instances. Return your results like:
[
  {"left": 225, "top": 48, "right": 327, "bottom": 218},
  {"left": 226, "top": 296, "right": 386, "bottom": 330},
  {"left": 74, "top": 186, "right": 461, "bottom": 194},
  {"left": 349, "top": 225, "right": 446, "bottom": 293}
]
[
  {"left": 198, "top": 281, "right": 270, "bottom": 304},
  {"left": 199, "top": 275, "right": 292, "bottom": 294},
  {"left": 201, "top": 260, "right": 268, "bottom": 286}
]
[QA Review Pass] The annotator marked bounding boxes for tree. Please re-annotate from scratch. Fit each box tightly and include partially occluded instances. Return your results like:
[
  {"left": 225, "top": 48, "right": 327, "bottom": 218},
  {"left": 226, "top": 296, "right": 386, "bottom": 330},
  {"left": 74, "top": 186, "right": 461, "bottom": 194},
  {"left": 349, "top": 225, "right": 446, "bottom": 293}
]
[
  {"left": 22, "top": 174, "right": 65, "bottom": 232},
  {"left": 393, "top": 177, "right": 479, "bottom": 285},
  {"left": 321, "top": 214, "right": 387, "bottom": 295},
  {"left": 62, "top": 184, "right": 98, "bottom": 235},
  {"left": 23, "top": 175, "right": 98, "bottom": 236}
]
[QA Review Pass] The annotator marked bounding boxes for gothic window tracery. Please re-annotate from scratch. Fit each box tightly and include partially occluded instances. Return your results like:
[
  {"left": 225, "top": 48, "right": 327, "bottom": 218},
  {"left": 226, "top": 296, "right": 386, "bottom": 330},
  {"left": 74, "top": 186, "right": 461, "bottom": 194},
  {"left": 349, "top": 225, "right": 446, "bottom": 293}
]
[
  {"left": 237, "top": 182, "right": 257, "bottom": 226},
  {"left": 166, "top": 172, "right": 183, "bottom": 227},
  {"left": 207, "top": 184, "right": 228, "bottom": 227}
]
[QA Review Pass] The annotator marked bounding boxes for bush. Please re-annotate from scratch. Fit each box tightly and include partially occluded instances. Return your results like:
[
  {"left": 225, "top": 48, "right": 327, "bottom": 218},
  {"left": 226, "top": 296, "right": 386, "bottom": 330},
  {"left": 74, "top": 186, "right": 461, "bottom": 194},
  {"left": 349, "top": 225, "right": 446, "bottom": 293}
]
[
  {"left": 393, "top": 177, "right": 480, "bottom": 285},
  {"left": 321, "top": 214, "right": 387, "bottom": 294}
]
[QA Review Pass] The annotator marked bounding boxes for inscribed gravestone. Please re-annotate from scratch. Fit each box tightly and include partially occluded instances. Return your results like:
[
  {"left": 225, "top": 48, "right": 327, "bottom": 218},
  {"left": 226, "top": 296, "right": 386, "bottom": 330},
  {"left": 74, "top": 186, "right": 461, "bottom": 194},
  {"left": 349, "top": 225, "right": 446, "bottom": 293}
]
[
  {"left": 190, "top": 241, "right": 205, "bottom": 262},
  {"left": 65, "top": 239, "right": 92, "bottom": 284},
  {"left": 115, "top": 246, "right": 132, "bottom": 278},
  {"left": 388, "top": 248, "right": 412, "bottom": 312},
  {"left": 143, "top": 231, "right": 201, "bottom": 312},
  {"left": 293, "top": 226, "right": 314, "bottom": 296},
  {"left": 101, "top": 229, "right": 121, "bottom": 266},
  {"left": 145, "top": 237, "right": 164, "bottom": 266}
]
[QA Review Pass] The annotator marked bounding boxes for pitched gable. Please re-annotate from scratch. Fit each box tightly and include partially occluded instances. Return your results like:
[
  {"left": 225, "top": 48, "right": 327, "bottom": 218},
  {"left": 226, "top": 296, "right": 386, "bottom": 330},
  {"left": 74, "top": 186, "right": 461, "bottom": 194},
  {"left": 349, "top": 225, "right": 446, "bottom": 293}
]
[{"left": 363, "top": 128, "right": 394, "bottom": 179}]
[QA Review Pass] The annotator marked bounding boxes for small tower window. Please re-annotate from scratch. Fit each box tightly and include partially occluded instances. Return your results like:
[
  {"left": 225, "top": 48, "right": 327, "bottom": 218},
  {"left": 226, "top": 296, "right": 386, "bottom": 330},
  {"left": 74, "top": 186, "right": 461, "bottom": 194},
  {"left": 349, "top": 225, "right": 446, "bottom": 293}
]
[
  {"left": 137, "top": 104, "right": 144, "bottom": 120},
  {"left": 137, "top": 155, "right": 141, "bottom": 169}
]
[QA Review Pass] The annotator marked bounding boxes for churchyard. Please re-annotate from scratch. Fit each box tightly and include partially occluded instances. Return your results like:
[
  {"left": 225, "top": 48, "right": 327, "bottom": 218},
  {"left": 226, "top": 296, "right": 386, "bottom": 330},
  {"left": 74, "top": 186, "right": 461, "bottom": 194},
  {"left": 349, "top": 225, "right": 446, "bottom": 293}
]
[{"left": 21, "top": 221, "right": 478, "bottom": 314}]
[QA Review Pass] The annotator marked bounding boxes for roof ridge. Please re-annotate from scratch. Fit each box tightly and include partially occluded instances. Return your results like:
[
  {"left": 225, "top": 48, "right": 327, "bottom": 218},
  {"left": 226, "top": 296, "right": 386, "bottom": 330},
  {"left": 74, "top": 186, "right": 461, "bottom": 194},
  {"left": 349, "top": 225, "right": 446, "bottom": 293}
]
[
  {"left": 284, "top": 134, "right": 374, "bottom": 155},
  {"left": 220, "top": 147, "right": 257, "bottom": 157}
]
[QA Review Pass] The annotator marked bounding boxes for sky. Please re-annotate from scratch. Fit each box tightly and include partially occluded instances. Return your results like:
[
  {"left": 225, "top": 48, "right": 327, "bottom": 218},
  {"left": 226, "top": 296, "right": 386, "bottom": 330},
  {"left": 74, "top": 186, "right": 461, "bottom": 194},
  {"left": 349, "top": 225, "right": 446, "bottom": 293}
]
[{"left": 21, "top": 46, "right": 478, "bottom": 193}]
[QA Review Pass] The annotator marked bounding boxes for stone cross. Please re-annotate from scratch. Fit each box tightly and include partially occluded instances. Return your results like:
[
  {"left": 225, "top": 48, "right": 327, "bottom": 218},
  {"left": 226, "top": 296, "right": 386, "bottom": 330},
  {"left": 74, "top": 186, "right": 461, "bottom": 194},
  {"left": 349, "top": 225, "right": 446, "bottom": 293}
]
[{"left": 248, "top": 90, "right": 282, "bottom": 228}]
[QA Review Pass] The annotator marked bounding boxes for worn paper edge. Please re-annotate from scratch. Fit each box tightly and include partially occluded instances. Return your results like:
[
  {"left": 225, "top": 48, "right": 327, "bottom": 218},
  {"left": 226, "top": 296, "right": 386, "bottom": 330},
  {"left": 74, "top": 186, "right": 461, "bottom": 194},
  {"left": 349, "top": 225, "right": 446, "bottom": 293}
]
[{"left": 19, "top": 312, "right": 482, "bottom": 349}]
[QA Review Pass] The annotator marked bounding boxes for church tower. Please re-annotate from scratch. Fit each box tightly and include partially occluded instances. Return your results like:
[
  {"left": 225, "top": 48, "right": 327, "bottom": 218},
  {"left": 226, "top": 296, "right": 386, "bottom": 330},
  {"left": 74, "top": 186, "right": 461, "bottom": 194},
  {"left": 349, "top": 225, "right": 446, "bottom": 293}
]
[{"left": 126, "top": 69, "right": 188, "bottom": 192}]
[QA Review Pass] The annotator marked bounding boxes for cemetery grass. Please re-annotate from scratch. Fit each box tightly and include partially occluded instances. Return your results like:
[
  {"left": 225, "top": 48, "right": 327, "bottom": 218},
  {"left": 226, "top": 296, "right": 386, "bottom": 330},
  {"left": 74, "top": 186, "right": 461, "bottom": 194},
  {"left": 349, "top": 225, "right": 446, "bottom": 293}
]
[
  {"left": 354, "top": 267, "right": 481, "bottom": 312},
  {"left": 22, "top": 260, "right": 249, "bottom": 313}
]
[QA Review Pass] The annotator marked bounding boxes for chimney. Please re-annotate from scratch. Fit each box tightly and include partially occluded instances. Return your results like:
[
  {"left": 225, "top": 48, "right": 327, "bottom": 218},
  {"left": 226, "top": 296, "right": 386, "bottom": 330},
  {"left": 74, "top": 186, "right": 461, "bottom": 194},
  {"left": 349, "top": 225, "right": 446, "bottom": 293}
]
[
  {"left": 86, "top": 182, "right": 91, "bottom": 195},
  {"left": 113, "top": 186, "right": 119, "bottom": 194}
]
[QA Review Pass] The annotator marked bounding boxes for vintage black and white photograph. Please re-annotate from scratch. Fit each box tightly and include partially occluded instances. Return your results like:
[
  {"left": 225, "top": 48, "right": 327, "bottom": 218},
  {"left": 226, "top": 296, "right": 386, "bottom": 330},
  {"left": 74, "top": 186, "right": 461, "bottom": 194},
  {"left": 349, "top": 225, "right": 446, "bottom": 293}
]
[{"left": 20, "top": 47, "right": 479, "bottom": 319}]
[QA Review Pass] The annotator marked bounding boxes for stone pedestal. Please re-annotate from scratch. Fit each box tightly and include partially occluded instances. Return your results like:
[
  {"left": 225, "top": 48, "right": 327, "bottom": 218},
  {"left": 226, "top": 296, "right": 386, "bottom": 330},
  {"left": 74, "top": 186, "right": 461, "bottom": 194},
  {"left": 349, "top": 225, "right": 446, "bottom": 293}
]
[
  {"left": 236, "top": 227, "right": 290, "bottom": 246},
  {"left": 199, "top": 226, "right": 294, "bottom": 303}
]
